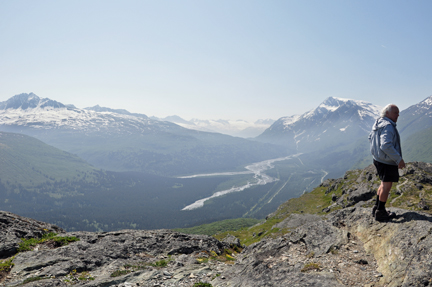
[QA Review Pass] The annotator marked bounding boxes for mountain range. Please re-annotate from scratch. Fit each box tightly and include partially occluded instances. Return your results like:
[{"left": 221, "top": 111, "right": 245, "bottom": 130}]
[
  {"left": 1, "top": 92, "right": 432, "bottom": 232},
  {"left": 256, "top": 97, "right": 381, "bottom": 152},
  {"left": 0, "top": 93, "right": 286, "bottom": 176},
  {"left": 151, "top": 115, "right": 275, "bottom": 138}
]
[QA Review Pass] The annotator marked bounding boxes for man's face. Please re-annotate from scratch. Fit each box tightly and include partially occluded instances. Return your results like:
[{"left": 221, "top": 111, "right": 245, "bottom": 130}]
[{"left": 387, "top": 106, "right": 400, "bottom": 122}]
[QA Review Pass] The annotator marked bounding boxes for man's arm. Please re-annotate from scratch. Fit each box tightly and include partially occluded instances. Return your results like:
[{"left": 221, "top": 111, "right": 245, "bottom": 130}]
[{"left": 380, "top": 125, "right": 403, "bottom": 165}]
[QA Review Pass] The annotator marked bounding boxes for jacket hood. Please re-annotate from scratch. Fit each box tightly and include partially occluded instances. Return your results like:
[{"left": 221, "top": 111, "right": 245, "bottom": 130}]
[{"left": 372, "top": 117, "right": 396, "bottom": 131}]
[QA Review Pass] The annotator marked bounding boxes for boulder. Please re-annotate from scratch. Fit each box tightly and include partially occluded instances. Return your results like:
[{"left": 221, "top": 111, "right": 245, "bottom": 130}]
[
  {"left": 347, "top": 182, "right": 375, "bottom": 204},
  {"left": 221, "top": 234, "right": 242, "bottom": 249}
]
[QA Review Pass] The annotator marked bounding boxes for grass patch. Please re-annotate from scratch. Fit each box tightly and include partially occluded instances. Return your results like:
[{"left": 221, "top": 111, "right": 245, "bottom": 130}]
[
  {"left": 64, "top": 270, "right": 95, "bottom": 282},
  {"left": 22, "top": 276, "right": 44, "bottom": 284},
  {"left": 149, "top": 259, "right": 168, "bottom": 268},
  {"left": 214, "top": 217, "right": 284, "bottom": 246},
  {"left": 174, "top": 218, "right": 261, "bottom": 236},
  {"left": 110, "top": 270, "right": 131, "bottom": 277},
  {"left": 110, "top": 258, "right": 173, "bottom": 277},
  {"left": 0, "top": 257, "right": 14, "bottom": 273},
  {"left": 18, "top": 233, "right": 79, "bottom": 252},
  {"left": 196, "top": 248, "right": 240, "bottom": 265},
  {"left": 329, "top": 246, "right": 339, "bottom": 255},
  {"left": 306, "top": 252, "right": 315, "bottom": 258},
  {"left": 301, "top": 262, "right": 321, "bottom": 272},
  {"left": 193, "top": 283, "right": 213, "bottom": 287}
]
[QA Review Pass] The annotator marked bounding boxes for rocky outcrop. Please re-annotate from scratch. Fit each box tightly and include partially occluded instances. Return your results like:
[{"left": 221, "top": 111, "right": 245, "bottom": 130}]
[
  {"left": 0, "top": 211, "right": 64, "bottom": 259},
  {"left": 214, "top": 207, "right": 432, "bottom": 287},
  {"left": 3, "top": 207, "right": 432, "bottom": 286},
  {"left": 2, "top": 229, "right": 230, "bottom": 286},
  {"left": 321, "top": 162, "right": 432, "bottom": 211}
]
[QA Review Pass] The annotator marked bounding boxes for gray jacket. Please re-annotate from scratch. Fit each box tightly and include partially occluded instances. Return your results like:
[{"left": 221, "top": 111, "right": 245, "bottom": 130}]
[{"left": 368, "top": 117, "right": 402, "bottom": 166}]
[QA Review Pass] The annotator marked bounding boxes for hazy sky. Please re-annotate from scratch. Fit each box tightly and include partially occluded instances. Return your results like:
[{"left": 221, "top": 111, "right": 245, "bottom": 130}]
[{"left": 1, "top": 1, "right": 431, "bottom": 121}]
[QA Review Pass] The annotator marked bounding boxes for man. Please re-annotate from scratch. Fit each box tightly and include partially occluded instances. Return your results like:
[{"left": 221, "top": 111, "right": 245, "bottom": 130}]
[{"left": 368, "top": 104, "right": 405, "bottom": 221}]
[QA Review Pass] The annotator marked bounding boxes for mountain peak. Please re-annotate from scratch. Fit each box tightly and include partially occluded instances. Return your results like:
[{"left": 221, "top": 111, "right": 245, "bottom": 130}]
[
  {"left": 0, "top": 93, "right": 65, "bottom": 110},
  {"left": 420, "top": 95, "right": 432, "bottom": 106},
  {"left": 84, "top": 105, "right": 131, "bottom": 115}
]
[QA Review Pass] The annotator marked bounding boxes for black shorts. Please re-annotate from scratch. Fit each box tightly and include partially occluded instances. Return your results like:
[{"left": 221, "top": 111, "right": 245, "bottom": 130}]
[{"left": 373, "top": 160, "right": 399, "bottom": 182}]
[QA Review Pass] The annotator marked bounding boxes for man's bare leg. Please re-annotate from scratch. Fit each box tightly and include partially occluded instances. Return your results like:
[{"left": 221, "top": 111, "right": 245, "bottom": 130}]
[{"left": 378, "top": 182, "right": 393, "bottom": 202}]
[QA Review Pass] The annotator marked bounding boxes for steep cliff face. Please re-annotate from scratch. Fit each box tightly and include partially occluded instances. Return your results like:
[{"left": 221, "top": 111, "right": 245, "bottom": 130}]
[{"left": 2, "top": 162, "right": 432, "bottom": 287}]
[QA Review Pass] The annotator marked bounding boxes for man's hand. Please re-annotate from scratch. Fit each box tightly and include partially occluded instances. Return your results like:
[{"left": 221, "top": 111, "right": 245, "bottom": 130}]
[{"left": 398, "top": 159, "right": 406, "bottom": 169}]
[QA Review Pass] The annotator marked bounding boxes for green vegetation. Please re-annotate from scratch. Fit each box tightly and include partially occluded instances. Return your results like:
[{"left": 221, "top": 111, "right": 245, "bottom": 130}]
[
  {"left": 0, "top": 132, "right": 97, "bottom": 190},
  {"left": 110, "top": 270, "right": 131, "bottom": 277},
  {"left": 402, "top": 126, "right": 432, "bottom": 163},
  {"left": 196, "top": 248, "right": 240, "bottom": 265},
  {"left": 214, "top": 217, "right": 284, "bottom": 246},
  {"left": 0, "top": 131, "right": 327, "bottom": 233},
  {"left": 193, "top": 283, "right": 213, "bottom": 287},
  {"left": 174, "top": 218, "right": 261, "bottom": 236},
  {"left": 212, "top": 182, "right": 344, "bottom": 246},
  {"left": 18, "top": 233, "right": 79, "bottom": 252},
  {"left": 64, "top": 270, "right": 95, "bottom": 283},
  {"left": 150, "top": 259, "right": 168, "bottom": 268},
  {"left": 0, "top": 257, "right": 14, "bottom": 272},
  {"left": 22, "top": 276, "right": 44, "bottom": 284},
  {"left": 215, "top": 163, "right": 432, "bottom": 246},
  {"left": 301, "top": 262, "right": 321, "bottom": 272}
]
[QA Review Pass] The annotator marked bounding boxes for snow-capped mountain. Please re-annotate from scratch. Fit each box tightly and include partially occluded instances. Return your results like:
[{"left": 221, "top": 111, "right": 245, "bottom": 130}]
[
  {"left": 84, "top": 105, "right": 149, "bottom": 119},
  {"left": 0, "top": 93, "right": 178, "bottom": 133},
  {"left": 153, "top": 115, "right": 275, "bottom": 138},
  {"left": 0, "top": 93, "right": 286, "bottom": 176},
  {"left": 0, "top": 93, "right": 66, "bottom": 110},
  {"left": 398, "top": 95, "right": 432, "bottom": 138},
  {"left": 256, "top": 97, "right": 381, "bottom": 152}
]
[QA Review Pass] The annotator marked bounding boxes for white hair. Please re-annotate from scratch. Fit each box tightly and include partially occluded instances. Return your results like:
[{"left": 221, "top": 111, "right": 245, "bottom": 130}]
[{"left": 381, "top": 104, "right": 396, "bottom": 118}]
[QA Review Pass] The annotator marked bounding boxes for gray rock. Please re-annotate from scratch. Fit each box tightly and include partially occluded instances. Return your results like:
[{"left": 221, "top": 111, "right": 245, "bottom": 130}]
[
  {"left": 347, "top": 182, "right": 375, "bottom": 204},
  {"left": 23, "top": 279, "right": 67, "bottom": 287},
  {"left": 221, "top": 234, "right": 242, "bottom": 248},
  {"left": 288, "top": 217, "right": 347, "bottom": 255},
  {"left": 272, "top": 213, "right": 321, "bottom": 231},
  {"left": 1, "top": 216, "right": 230, "bottom": 287},
  {"left": 328, "top": 207, "right": 432, "bottom": 287},
  {"left": 0, "top": 211, "right": 64, "bottom": 259},
  {"left": 418, "top": 198, "right": 429, "bottom": 210},
  {"left": 356, "top": 164, "right": 378, "bottom": 183}
]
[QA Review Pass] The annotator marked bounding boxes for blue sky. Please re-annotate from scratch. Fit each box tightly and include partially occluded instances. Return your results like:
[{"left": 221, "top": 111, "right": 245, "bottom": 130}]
[{"left": 1, "top": 1, "right": 431, "bottom": 121}]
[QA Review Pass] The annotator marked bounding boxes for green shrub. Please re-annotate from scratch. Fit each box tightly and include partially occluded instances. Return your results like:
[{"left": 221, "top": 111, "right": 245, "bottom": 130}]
[
  {"left": 193, "top": 282, "right": 213, "bottom": 287},
  {"left": 0, "top": 257, "right": 14, "bottom": 272},
  {"left": 110, "top": 270, "right": 131, "bottom": 277},
  {"left": 301, "top": 262, "right": 321, "bottom": 272},
  {"left": 65, "top": 269, "right": 95, "bottom": 282},
  {"left": 52, "top": 236, "right": 80, "bottom": 246},
  {"left": 150, "top": 259, "right": 168, "bottom": 268},
  {"left": 18, "top": 233, "right": 79, "bottom": 252}
]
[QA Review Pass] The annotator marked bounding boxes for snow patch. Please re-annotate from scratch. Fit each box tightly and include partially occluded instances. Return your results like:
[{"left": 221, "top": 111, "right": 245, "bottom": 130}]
[{"left": 340, "top": 125, "right": 349, "bottom": 132}]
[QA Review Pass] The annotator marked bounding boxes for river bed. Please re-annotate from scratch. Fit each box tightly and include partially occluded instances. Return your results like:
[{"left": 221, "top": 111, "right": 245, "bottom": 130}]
[{"left": 180, "top": 154, "right": 302, "bottom": 210}]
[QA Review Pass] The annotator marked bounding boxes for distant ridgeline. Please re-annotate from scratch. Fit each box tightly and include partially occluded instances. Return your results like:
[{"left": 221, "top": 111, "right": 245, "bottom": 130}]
[{"left": 0, "top": 93, "right": 287, "bottom": 177}]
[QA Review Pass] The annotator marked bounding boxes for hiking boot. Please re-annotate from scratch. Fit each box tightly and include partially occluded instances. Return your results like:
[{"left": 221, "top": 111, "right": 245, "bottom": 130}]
[
  {"left": 372, "top": 205, "right": 377, "bottom": 216},
  {"left": 375, "top": 209, "right": 396, "bottom": 221}
]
